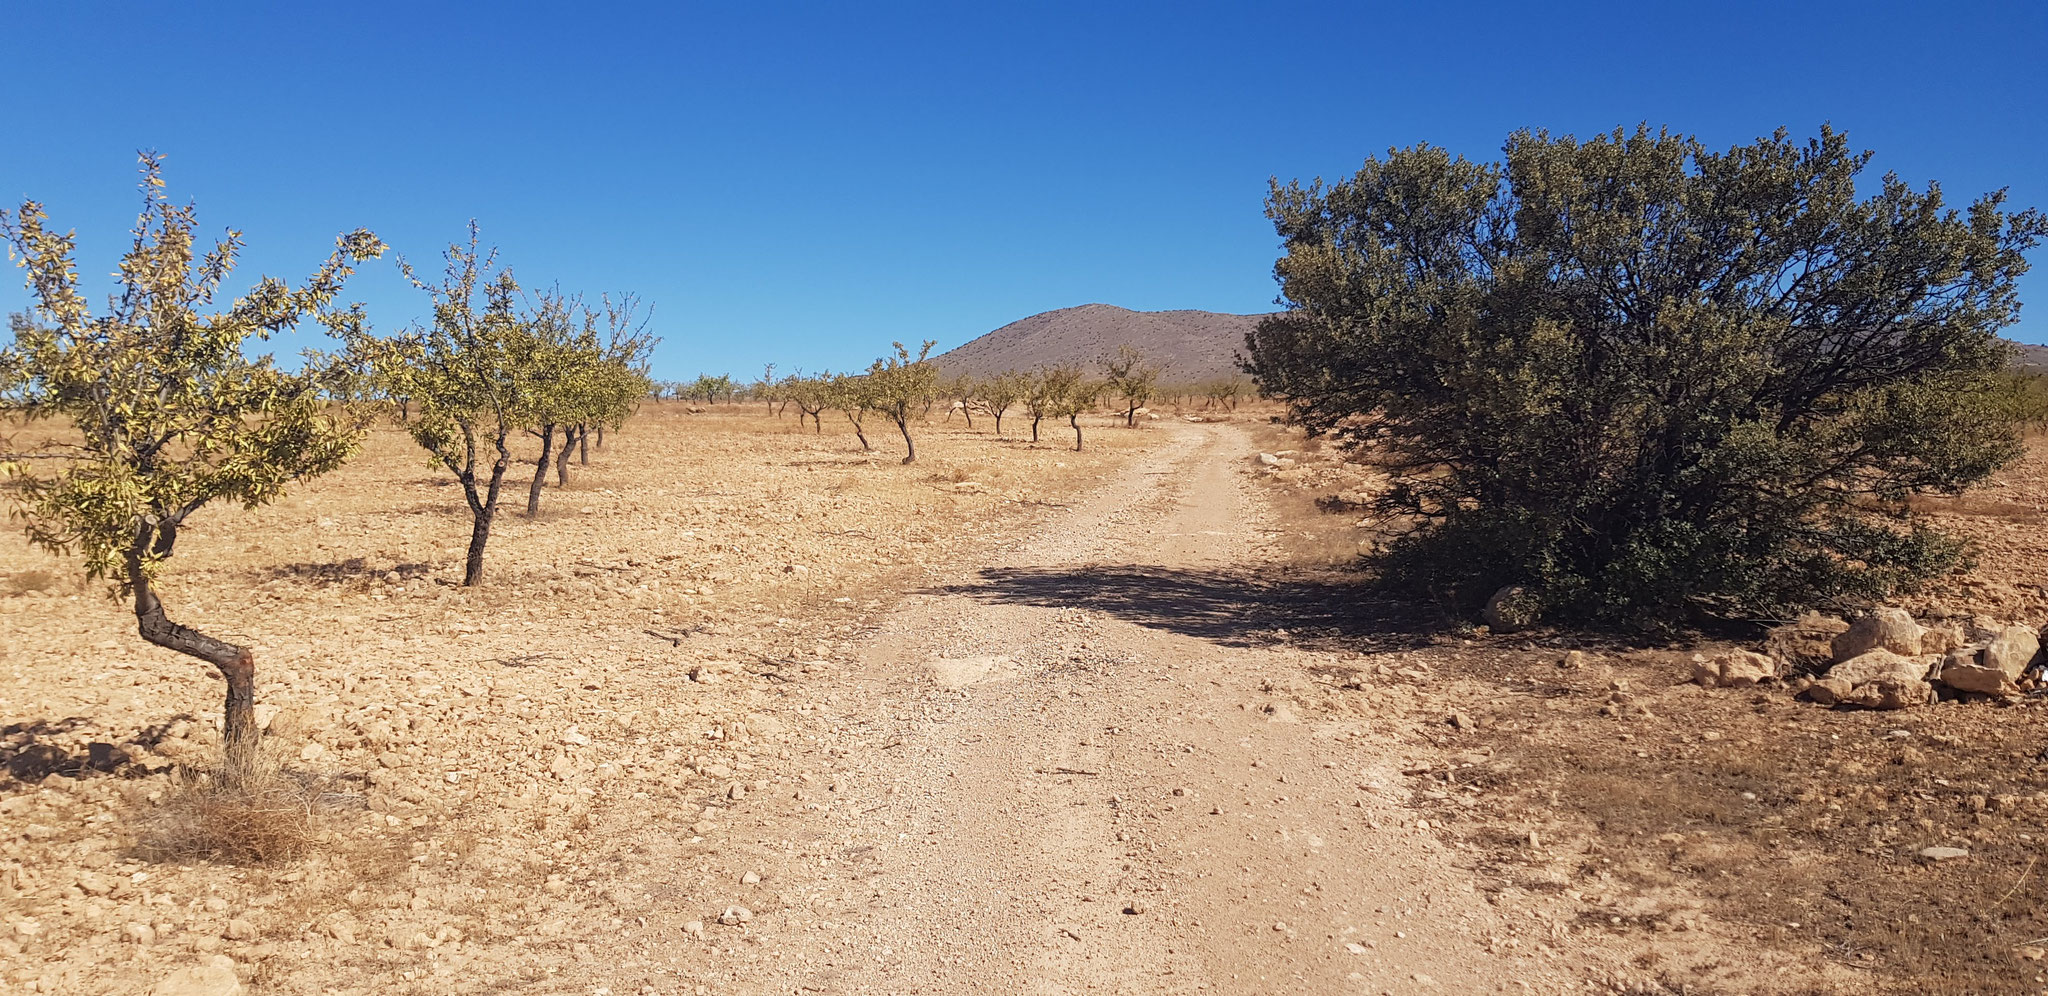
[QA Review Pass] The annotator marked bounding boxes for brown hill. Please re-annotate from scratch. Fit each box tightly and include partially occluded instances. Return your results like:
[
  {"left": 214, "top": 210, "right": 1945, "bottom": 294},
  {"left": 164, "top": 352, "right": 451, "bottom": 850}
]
[
  {"left": 935, "top": 304, "right": 1270, "bottom": 384},
  {"left": 936, "top": 305, "right": 2048, "bottom": 382}
]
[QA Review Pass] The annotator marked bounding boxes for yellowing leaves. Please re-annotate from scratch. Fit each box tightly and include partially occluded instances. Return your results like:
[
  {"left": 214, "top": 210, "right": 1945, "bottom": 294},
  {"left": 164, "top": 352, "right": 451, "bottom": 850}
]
[{"left": 0, "top": 154, "right": 382, "bottom": 595}]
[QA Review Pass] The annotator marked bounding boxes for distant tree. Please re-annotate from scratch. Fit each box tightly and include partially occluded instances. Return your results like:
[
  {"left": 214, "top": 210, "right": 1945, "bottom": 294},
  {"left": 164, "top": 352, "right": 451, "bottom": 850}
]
[
  {"left": 943, "top": 373, "right": 979, "bottom": 427},
  {"left": 1101, "top": 345, "right": 1160, "bottom": 427},
  {"left": 0, "top": 155, "right": 383, "bottom": 776},
  {"left": 1246, "top": 125, "right": 2048, "bottom": 625},
  {"left": 1024, "top": 365, "right": 1088, "bottom": 449},
  {"left": 558, "top": 294, "right": 653, "bottom": 479},
  {"left": 828, "top": 371, "right": 878, "bottom": 450},
  {"left": 1054, "top": 373, "right": 1097, "bottom": 451},
  {"left": 518, "top": 292, "right": 589, "bottom": 515},
  {"left": 1214, "top": 373, "right": 1247, "bottom": 411},
  {"left": 976, "top": 370, "right": 1028, "bottom": 436},
  {"left": 755, "top": 363, "right": 779, "bottom": 413},
  {"left": 869, "top": 341, "right": 939, "bottom": 463},
  {"left": 1025, "top": 366, "right": 1067, "bottom": 443},
  {"left": 784, "top": 373, "right": 829, "bottom": 432},
  {"left": 685, "top": 373, "right": 730, "bottom": 405},
  {"left": 522, "top": 291, "right": 654, "bottom": 510}
]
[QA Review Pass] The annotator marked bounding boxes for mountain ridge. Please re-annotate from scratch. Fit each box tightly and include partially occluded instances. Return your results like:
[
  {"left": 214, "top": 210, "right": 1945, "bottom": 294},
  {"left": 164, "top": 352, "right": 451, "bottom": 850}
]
[
  {"left": 933, "top": 303, "right": 1269, "bottom": 383},
  {"left": 935, "top": 303, "right": 2048, "bottom": 382}
]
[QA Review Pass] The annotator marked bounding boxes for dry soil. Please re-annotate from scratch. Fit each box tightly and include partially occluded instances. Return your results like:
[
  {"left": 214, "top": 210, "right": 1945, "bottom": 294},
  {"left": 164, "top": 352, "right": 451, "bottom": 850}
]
[{"left": 5, "top": 408, "right": 2047, "bottom": 995}]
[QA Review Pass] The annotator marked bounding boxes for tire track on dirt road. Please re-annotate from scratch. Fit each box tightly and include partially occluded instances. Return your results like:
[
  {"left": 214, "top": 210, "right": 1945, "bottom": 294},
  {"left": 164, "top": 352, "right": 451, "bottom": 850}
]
[{"left": 597, "top": 423, "right": 1586, "bottom": 994}]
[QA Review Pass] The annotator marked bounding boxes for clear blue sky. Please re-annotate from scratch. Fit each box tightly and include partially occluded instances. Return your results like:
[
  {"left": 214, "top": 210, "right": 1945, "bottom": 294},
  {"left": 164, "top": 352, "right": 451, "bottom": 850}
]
[{"left": 3, "top": 0, "right": 2044, "bottom": 378}]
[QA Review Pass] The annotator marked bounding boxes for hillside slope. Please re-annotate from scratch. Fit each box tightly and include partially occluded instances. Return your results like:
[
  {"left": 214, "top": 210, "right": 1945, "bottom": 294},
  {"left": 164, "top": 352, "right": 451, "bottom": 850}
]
[
  {"left": 935, "top": 304, "right": 2048, "bottom": 381},
  {"left": 935, "top": 304, "right": 1269, "bottom": 383}
]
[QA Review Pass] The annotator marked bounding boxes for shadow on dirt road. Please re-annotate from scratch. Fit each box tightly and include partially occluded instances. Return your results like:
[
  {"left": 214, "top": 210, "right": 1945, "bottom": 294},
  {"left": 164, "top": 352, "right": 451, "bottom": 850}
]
[{"left": 938, "top": 564, "right": 1440, "bottom": 651}]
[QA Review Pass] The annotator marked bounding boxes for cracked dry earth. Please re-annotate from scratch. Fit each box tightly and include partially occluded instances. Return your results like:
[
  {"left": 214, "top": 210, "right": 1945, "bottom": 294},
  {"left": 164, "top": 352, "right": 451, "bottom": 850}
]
[{"left": 564, "top": 423, "right": 1777, "bottom": 995}]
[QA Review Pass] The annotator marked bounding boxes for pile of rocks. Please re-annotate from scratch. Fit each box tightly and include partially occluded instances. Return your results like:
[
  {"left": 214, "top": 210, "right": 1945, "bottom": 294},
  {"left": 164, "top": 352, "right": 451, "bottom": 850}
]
[
  {"left": 1690, "top": 607, "right": 2046, "bottom": 709},
  {"left": 1777, "top": 608, "right": 2041, "bottom": 709}
]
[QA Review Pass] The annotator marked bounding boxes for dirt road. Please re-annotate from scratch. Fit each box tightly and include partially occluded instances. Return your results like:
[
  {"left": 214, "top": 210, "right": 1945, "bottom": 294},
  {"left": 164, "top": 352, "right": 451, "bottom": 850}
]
[{"left": 589, "top": 423, "right": 1591, "bottom": 994}]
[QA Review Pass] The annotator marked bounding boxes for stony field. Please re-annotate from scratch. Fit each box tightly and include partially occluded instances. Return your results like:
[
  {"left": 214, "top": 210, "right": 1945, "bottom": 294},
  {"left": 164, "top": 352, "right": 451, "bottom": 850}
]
[
  {"left": 5, "top": 407, "right": 2048, "bottom": 995},
  {"left": 0, "top": 404, "right": 1164, "bottom": 995}
]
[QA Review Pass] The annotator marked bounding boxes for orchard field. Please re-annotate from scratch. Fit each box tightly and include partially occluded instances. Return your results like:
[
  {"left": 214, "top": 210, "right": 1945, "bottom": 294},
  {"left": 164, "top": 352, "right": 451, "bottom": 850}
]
[{"left": 8, "top": 403, "right": 2048, "bottom": 995}]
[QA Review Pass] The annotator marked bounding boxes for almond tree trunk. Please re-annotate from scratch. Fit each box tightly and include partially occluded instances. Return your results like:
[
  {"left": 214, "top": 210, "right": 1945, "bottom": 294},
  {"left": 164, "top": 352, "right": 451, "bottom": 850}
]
[
  {"left": 464, "top": 444, "right": 510, "bottom": 587},
  {"left": 127, "top": 543, "right": 256, "bottom": 781},
  {"left": 558, "top": 428, "right": 576, "bottom": 486},
  {"left": 527, "top": 424, "right": 556, "bottom": 517},
  {"left": 897, "top": 418, "right": 917, "bottom": 464},
  {"left": 1070, "top": 413, "right": 1084, "bottom": 451}
]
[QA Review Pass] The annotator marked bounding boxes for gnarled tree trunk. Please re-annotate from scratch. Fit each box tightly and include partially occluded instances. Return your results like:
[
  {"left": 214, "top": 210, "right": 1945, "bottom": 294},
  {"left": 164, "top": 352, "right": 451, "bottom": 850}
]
[
  {"left": 897, "top": 418, "right": 917, "bottom": 464},
  {"left": 1070, "top": 414, "right": 1084, "bottom": 451},
  {"left": 557, "top": 428, "right": 577, "bottom": 486},
  {"left": 463, "top": 443, "right": 510, "bottom": 587},
  {"left": 127, "top": 541, "right": 256, "bottom": 781},
  {"left": 527, "top": 424, "right": 556, "bottom": 517}
]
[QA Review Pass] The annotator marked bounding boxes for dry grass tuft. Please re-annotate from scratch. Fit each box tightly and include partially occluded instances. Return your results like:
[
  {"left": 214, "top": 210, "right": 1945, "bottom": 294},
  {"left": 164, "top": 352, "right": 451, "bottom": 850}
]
[{"left": 139, "top": 750, "right": 320, "bottom": 865}]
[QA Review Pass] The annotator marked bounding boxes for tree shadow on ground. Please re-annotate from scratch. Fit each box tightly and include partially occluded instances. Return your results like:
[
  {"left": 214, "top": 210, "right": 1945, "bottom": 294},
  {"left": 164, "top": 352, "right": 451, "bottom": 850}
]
[
  {"left": 1, "top": 716, "right": 192, "bottom": 787},
  {"left": 261, "top": 559, "right": 437, "bottom": 586},
  {"left": 935, "top": 565, "right": 1442, "bottom": 652}
]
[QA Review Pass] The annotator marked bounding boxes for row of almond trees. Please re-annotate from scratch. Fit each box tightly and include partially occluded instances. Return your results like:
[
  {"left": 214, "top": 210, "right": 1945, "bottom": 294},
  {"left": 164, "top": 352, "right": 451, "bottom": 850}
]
[
  {"left": 0, "top": 159, "right": 651, "bottom": 776},
  {"left": 340, "top": 225, "right": 656, "bottom": 585},
  {"left": 769, "top": 344, "right": 1168, "bottom": 455}
]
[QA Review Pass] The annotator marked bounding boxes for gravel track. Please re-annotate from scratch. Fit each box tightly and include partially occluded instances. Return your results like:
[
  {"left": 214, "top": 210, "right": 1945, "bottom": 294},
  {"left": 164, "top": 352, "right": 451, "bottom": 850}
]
[{"left": 596, "top": 423, "right": 1586, "bottom": 994}]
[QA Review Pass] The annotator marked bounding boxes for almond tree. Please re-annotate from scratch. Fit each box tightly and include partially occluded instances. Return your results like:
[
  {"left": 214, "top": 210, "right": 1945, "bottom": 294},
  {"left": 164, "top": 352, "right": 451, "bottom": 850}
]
[
  {"left": 943, "top": 373, "right": 979, "bottom": 427},
  {"left": 1204, "top": 373, "right": 1247, "bottom": 411},
  {"left": 784, "top": 373, "right": 829, "bottom": 432},
  {"left": 350, "top": 228, "right": 544, "bottom": 588},
  {"left": 977, "top": 370, "right": 1027, "bottom": 437},
  {"left": 551, "top": 294, "right": 654, "bottom": 488},
  {"left": 519, "top": 292, "right": 594, "bottom": 514},
  {"left": 1049, "top": 370, "right": 1097, "bottom": 450},
  {"left": 0, "top": 155, "right": 384, "bottom": 775},
  {"left": 1025, "top": 365, "right": 1080, "bottom": 443},
  {"left": 829, "top": 370, "right": 878, "bottom": 450},
  {"left": 1102, "top": 344, "right": 1159, "bottom": 427},
  {"left": 868, "top": 341, "right": 938, "bottom": 464}
]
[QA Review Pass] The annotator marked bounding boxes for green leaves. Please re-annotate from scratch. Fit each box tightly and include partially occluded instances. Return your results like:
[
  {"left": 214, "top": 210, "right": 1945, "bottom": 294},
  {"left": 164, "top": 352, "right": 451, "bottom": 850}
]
[
  {"left": 345, "top": 233, "right": 654, "bottom": 481},
  {"left": 867, "top": 341, "right": 938, "bottom": 426},
  {"left": 0, "top": 154, "right": 382, "bottom": 592},
  {"left": 1248, "top": 125, "right": 2048, "bottom": 625}
]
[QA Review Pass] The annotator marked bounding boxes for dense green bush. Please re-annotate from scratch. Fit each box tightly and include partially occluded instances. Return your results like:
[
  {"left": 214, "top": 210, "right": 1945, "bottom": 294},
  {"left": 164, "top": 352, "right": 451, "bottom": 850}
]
[{"left": 1246, "top": 126, "right": 2047, "bottom": 627}]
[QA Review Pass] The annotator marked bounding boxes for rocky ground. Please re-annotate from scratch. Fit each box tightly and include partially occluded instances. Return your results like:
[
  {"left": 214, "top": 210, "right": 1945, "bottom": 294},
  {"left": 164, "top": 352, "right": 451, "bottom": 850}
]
[
  {"left": 1, "top": 405, "right": 1158, "bottom": 994},
  {"left": 4, "top": 407, "right": 2047, "bottom": 994},
  {"left": 1249, "top": 426, "right": 2048, "bottom": 995}
]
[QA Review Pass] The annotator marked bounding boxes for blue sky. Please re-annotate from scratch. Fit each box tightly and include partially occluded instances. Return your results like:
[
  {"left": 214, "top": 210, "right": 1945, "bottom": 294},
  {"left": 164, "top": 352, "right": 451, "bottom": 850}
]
[{"left": 2, "top": 0, "right": 2043, "bottom": 378}]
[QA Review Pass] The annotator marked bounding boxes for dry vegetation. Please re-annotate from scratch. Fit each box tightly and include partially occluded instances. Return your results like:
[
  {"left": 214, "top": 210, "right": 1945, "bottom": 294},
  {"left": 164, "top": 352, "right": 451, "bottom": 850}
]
[
  {"left": 1248, "top": 426, "right": 2048, "bottom": 995},
  {"left": 0, "top": 405, "right": 1166, "bottom": 994}
]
